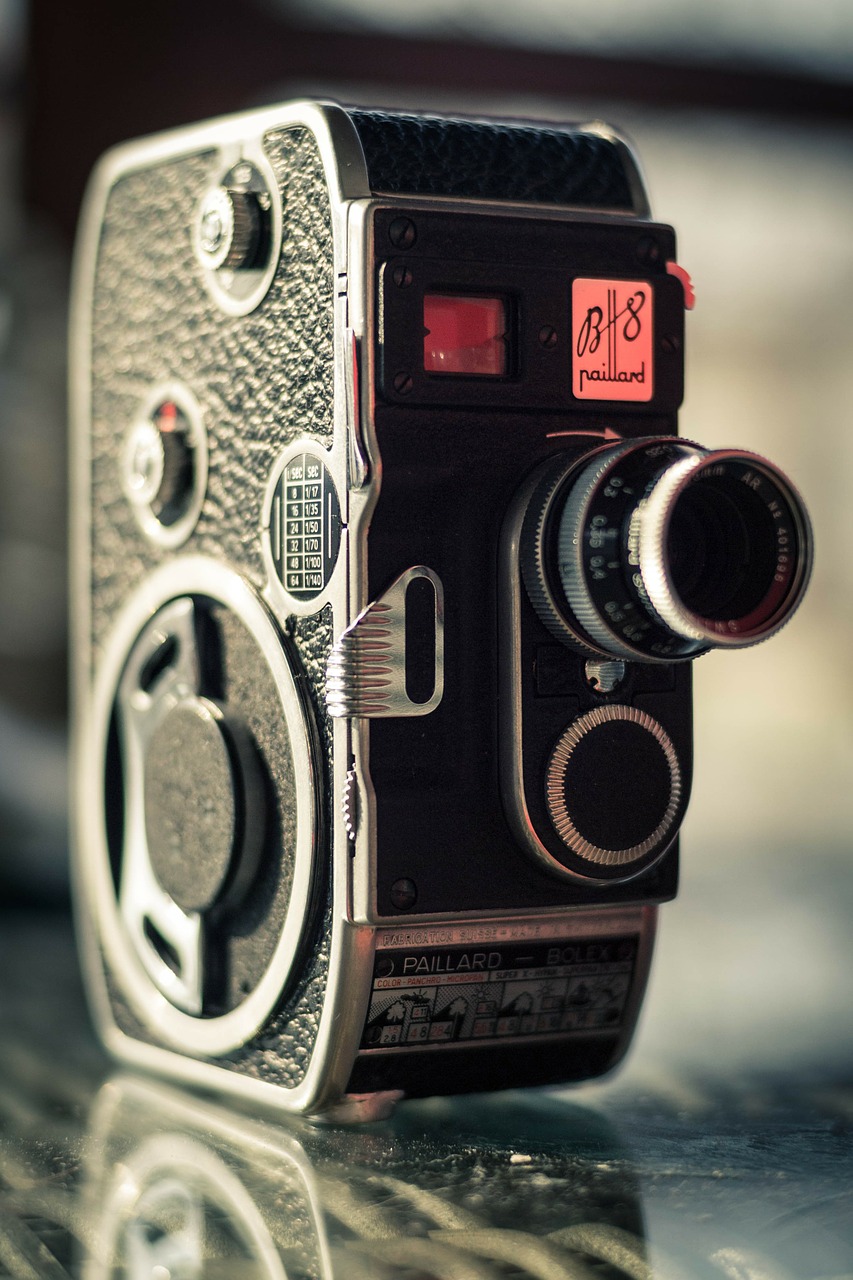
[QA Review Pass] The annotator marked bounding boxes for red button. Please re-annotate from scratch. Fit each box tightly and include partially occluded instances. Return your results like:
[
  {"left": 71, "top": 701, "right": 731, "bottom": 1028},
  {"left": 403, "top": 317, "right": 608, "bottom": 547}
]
[{"left": 665, "top": 262, "right": 696, "bottom": 310}]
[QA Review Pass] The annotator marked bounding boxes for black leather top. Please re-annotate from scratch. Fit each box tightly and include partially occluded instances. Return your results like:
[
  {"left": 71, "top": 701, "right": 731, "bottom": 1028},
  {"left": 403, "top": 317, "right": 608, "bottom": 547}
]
[{"left": 346, "top": 109, "right": 635, "bottom": 209}]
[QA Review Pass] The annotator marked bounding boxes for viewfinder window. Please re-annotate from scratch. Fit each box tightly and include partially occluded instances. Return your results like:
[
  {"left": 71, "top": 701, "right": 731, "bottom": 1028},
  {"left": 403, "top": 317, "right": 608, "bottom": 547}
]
[{"left": 423, "top": 294, "right": 508, "bottom": 376}]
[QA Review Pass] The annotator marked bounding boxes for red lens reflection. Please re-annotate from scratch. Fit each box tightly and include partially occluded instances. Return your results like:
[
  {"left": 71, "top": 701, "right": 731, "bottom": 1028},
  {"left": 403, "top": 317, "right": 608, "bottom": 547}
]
[{"left": 423, "top": 294, "right": 508, "bottom": 375}]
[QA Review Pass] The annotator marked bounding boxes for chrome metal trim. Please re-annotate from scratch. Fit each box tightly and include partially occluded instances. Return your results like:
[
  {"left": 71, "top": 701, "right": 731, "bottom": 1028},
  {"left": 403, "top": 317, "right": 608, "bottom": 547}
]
[
  {"left": 545, "top": 705, "right": 682, "bottom": 867},
  {"left": 373, "top": 906, "right": 646, "bottom": 948},
  {"left": 80, "top": 557, "right": 321, "bottom": 1056},
  {"left": 637, "top": 447, "right": 815, "bottom": 649},
  {"left": 344, "top": 327, "right": 369, "bottom": 490},
  {"left": 75, "top": 101, "right": 373, "bottom": 207},
  {"left": 341, "top": 200, "right": 382, "bottom": 927},
  {"left": 325, "top": 566, "right": 445, "bottom": 719}
]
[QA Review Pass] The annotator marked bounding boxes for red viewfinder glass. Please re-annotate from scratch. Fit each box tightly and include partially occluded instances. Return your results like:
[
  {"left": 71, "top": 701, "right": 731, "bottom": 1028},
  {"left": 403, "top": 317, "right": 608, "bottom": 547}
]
[{"left": 423, "top": 294, "right": 508, "bottom": 376}]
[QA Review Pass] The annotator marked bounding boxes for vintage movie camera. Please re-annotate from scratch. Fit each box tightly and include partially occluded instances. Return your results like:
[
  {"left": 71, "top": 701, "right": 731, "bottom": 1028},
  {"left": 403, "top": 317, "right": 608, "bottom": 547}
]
[{"left": 71, "top": 103, "right": 812, "bottom": 1118}]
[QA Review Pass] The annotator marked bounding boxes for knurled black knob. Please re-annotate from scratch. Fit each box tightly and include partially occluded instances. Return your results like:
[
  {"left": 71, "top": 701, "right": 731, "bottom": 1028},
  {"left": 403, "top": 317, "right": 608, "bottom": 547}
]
[
  {"left": 197, "top": 186, "right": 261, "bottom": 272},
  {"left": 124, "top": 400, "right": 193, "bottom": 528}
]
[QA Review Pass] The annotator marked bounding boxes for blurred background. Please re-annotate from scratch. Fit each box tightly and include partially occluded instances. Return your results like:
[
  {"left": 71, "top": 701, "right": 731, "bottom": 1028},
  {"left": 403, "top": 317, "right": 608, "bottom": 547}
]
[{"left": 1, "top": 0, "right": 851, "bottom": 1072}]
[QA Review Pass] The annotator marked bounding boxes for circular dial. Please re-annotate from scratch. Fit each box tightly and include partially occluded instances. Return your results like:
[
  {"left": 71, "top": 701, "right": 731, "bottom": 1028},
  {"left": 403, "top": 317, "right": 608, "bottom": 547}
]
[
  {"left": 122, "top": 387, "right": 207, "bottom": 549},
  {"left": 521, "top": 437, "right": 813, "bottom": 663},
  {"left": 84, "top": 560, "right": 322, "bottom": 1056},
  {"left": 143, "top": 696, "right": 262, "bottom": 915},
  {"left": 196, "top": 185, "right": 263, "bottom": 272},
  {"left": 265, "top": 451, "right": 342, "bottom": 604},
  {"left": 125, "top": 403, "right": 192, "bottom": 520},
  {"left": 193, "top": 158, "right": 280, "bottom": 315},
  {"left": 546, "top": 705, "right": 683, "bottom": 869}
]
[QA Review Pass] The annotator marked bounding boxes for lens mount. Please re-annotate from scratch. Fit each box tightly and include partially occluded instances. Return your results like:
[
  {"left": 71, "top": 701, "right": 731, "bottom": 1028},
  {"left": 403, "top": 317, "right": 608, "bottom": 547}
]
[{"left": 521, "top": 437, "right": 812, "bottom": 663}]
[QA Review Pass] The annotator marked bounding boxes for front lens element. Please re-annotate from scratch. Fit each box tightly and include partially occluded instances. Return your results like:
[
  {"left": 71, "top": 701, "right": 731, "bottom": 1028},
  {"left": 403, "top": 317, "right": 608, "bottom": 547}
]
[
  {"left": 639, "top": 451, "right": 811, "bottom": 647},
  {"left": 521, "top": 438, "right": 812, "bottom": 662}
]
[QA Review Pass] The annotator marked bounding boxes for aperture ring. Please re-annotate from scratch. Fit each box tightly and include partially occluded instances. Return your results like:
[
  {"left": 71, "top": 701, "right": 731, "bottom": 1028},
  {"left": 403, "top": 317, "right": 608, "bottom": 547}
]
[
  {"left": 556, "top": 440, "right": 706, "bottom": 663},
  {"left": 519, "top": 452, "right": 617, "bottom": 658}
]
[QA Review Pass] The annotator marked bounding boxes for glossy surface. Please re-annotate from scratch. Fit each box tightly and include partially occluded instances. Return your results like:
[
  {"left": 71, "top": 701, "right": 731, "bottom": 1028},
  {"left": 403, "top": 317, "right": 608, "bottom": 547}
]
[{"left": 2, "top": 905, "right": 851, "bottom": 1280}]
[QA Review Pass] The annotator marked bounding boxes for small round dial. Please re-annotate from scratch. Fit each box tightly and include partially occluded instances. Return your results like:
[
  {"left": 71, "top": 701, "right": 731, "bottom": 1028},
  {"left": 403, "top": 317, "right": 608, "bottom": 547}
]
[
  {"left": 265, "top": 451, "right": 342, "bottom": 605},
  {"left": 196, "top": 186, "right": 263, "bottom": 272},
  {"left": 194, "top": 158, "right": 281, "bottom": 316},
  {"left": 122, "top": 387, "right": 207, "bottom": 548},
  {"left": 546, "top": 705, "right": 683, "bottom": 870}
]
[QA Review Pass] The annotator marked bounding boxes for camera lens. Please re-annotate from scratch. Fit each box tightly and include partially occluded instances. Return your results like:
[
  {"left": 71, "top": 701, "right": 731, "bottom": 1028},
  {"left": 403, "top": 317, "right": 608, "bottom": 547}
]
[
  {"left": 521, "top": 438, "right": 812, "bottom": 662},
  {"left": 666, "top": 473, "right": 762, "bottom": 621}
]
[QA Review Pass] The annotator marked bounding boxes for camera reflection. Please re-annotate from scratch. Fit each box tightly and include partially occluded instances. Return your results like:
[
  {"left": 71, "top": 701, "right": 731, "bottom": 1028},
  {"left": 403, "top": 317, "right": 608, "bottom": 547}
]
[{"left": 82, "top": 1076, "right": 649, "bottom": 1280}]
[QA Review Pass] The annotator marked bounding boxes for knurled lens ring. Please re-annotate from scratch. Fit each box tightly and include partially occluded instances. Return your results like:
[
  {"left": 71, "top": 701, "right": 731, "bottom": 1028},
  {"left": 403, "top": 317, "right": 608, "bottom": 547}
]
[{"left": 554, "top": 440, "right": 706, "bottom": 661}]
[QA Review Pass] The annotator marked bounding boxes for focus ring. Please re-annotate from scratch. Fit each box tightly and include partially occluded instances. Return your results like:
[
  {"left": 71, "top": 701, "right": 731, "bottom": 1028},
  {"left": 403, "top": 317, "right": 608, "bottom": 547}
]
[
  {"left": 519, "top": 453, "right": 615, "bottom": 658},
  {"left": 554, "top": 445, "right": 642, "bottom": 659}
]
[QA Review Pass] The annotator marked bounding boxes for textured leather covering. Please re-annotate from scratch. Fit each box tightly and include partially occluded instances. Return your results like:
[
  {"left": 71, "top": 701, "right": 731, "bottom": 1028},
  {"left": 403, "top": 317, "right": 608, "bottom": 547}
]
[
  {"left": 346, "top": 109, "right": 635, "bottom": 209},
  {"left": 90, "top": 129, "right": 335, "bottom": 655},
  {"left": 88, "top": 126, "right": 336, "bottom": 1091}
]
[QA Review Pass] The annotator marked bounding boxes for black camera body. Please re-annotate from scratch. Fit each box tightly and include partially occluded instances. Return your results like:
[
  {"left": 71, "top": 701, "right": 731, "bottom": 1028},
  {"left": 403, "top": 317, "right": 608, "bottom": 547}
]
[{"left": 71, "top": 103, "right": 811, "bottom": 1118}]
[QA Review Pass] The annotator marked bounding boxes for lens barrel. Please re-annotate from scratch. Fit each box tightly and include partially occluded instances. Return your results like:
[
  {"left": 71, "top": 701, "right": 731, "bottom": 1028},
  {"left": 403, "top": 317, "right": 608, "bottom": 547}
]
[{"left": 522, "top": 438, "right": 812, "bottom": 663}]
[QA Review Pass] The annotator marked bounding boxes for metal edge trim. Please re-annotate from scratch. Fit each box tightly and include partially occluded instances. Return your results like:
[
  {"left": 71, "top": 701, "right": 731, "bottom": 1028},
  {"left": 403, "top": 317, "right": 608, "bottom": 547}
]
[
  {"left": 70, "top": 103, "right": 377, "bottom": 1112},
  {"left": 82, "top": 101, "right": 372, "bottom": 204},
  {"left": 580, "top": 120, "right": 654, "bottom": 219},
  {"left": 498, "top": 470, "right": 596, "bottom": 885}
]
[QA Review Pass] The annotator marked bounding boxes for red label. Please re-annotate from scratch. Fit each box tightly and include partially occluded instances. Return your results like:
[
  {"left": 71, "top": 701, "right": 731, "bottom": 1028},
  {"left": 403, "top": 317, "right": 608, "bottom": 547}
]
[{"left": 572, "top": 278, "right": 654, "bottom": 402}]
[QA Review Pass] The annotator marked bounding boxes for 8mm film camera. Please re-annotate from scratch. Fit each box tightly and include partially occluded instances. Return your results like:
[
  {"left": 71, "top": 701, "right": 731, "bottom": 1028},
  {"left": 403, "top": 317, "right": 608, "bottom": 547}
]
[{"left": 71, "top": 103, "right": 812, "bottom": 1118}]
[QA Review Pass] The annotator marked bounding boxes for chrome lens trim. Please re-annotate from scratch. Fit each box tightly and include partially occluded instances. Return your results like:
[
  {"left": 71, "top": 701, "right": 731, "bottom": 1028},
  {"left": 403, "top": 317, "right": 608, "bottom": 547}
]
[{"left": 637, "top": 448, "right": 814, "bottom": 648}]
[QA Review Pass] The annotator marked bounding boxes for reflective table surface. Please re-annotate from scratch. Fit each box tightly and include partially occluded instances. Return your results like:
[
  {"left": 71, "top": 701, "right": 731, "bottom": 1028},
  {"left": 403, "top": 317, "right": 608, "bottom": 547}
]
[{"left": 2, "top": 900, "right": 852, "bottom": 1280}]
